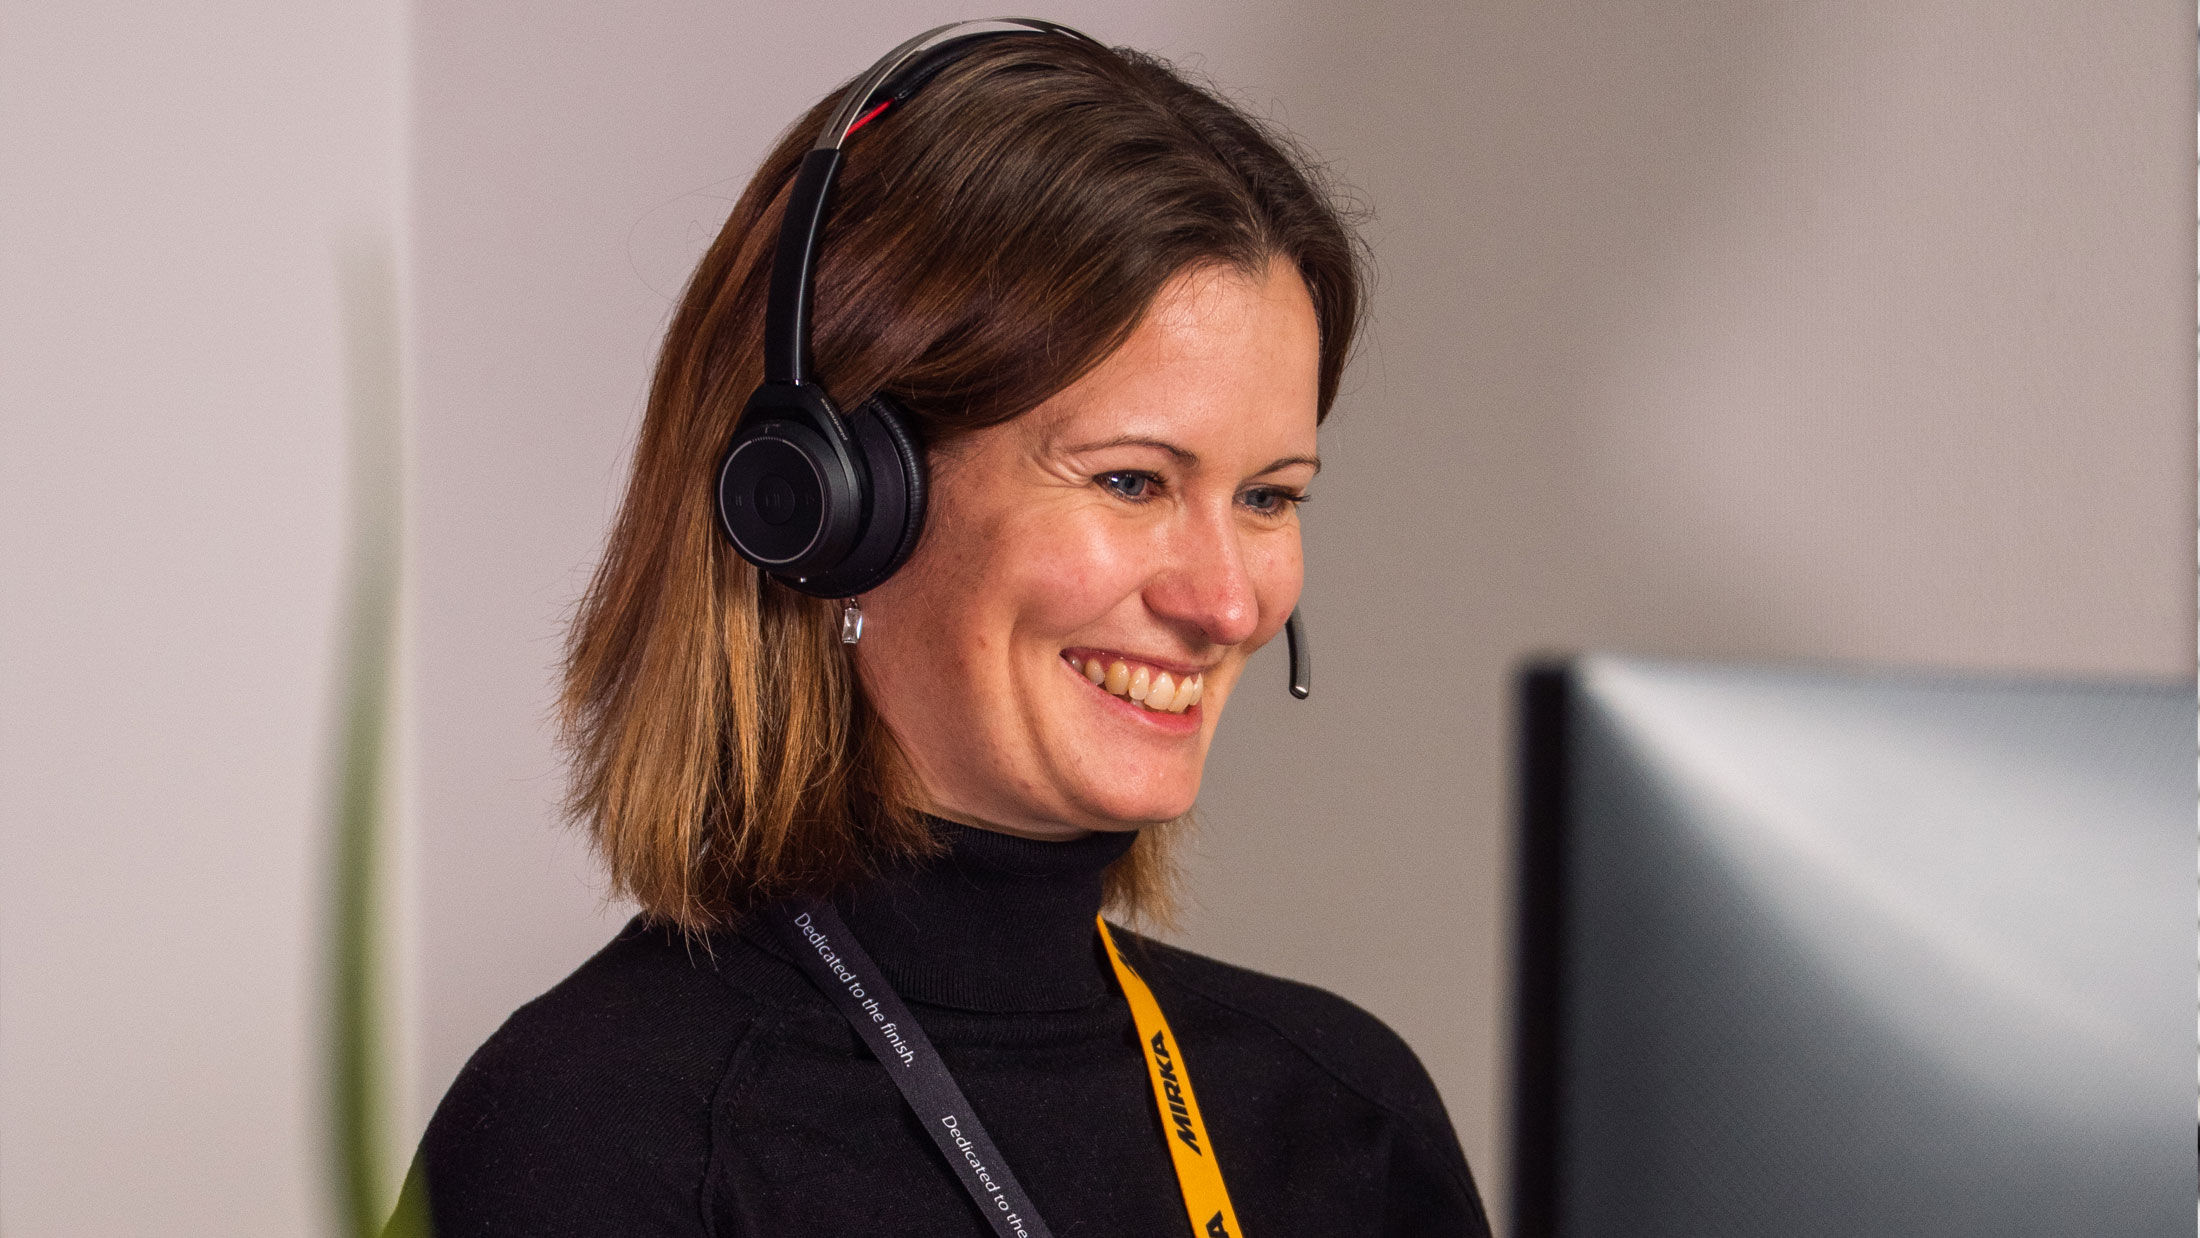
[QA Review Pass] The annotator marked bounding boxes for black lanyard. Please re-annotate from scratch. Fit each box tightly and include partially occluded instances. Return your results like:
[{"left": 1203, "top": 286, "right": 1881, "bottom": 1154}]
[{"left": 775, "top": 900, "right": 1054, "bottom": 1238}]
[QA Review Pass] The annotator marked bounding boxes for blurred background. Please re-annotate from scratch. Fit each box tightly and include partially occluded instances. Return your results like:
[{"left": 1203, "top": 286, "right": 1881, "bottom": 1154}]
[{"left": 2, "top": 1, "right": 2192, "bottom": 1233}]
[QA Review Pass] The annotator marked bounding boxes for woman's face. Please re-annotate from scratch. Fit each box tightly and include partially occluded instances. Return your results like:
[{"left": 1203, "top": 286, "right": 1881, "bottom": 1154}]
[{"left": 857, "top": 258, "right": 1322, "bottom": 839}]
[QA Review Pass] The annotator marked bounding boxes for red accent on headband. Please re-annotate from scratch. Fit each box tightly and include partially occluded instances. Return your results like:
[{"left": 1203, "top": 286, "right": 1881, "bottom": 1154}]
[{"left": 843, "top": 99, "right": 893, "bottom": 139}]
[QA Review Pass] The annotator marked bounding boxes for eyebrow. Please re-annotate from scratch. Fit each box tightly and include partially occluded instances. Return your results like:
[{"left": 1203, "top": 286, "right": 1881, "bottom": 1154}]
[{"left": 1066, "top": 435, "right": 1322, "bottom": 476}]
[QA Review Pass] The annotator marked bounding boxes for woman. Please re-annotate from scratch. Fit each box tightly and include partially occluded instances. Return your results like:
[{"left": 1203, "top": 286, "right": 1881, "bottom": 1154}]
[{"left": 405, "top": 22, "right": 1490, "bottom": 1237}]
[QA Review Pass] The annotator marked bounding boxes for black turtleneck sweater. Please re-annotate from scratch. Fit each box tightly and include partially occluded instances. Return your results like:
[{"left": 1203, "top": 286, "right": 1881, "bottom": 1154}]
[{"left": 400, "top": 824, "right": 1490, "bottom": 1236}]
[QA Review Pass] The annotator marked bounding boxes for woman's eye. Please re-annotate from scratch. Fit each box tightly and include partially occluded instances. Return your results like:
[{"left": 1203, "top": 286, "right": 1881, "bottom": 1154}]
[
  {"left": 1096, "top": 470, "right": 1158, "bottom": 500},
  {"left": 1242, "top": 486, "right": 1308, "bottom": 515}
]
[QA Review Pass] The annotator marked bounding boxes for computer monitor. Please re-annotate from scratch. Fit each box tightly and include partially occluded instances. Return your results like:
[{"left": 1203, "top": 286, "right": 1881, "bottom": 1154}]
[{"left": 1511, "top": 656, "right": 2193, "bottom": 1237}]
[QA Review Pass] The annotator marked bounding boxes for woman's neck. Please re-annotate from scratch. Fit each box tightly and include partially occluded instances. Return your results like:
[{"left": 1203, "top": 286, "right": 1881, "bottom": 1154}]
[
  {"left": 832, "top": 817, "right": 1137, "bottom": 1013},
  {"left": 919, "top": 801, "right": 1102, "bottom": 842}
]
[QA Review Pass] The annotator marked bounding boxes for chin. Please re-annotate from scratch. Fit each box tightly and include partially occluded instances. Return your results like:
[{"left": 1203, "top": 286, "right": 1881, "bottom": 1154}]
[{"left": 1067, "top": 771, "right": 1200, "bottom": 830}]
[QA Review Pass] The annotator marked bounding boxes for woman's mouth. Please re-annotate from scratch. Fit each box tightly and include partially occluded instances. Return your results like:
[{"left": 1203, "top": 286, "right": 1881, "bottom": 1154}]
[{"left": 1059, "top": 650, "right": 1204, "bottom": 714}]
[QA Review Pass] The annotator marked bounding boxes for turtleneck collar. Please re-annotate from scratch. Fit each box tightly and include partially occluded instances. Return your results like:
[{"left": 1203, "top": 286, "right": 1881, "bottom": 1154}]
[{"left": 830, "top": 818, "right": 1137, "bottom": 1014}]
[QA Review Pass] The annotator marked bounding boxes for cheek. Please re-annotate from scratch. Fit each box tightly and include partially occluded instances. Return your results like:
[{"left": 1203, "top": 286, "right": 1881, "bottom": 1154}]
[
  {"left": 1241, "top": 528, "right": 1305, "bottom": 651},
  {"left": 994, "top": 515, "right": 1153, "bottom": 640},
  {"left": 865, "top": 505, "right": 1147, "bottom": 693},
  {"left": 1253, "top": 536, "right": 1305, "bottom": 612}
]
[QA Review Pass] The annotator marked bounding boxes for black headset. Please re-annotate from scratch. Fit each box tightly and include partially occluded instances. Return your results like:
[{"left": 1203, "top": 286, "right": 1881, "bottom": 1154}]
[{"left": 711, "top": 18, "right": 1310, "bottom": 698}]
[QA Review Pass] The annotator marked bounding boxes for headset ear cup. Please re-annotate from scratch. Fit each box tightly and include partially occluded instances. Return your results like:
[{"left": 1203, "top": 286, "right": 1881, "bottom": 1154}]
[
  {"left": 784, "top": 392, "right": 927, "bottom": 598},
  {"left": 717, "top": 381, "right": 867, "bottom": 585}
]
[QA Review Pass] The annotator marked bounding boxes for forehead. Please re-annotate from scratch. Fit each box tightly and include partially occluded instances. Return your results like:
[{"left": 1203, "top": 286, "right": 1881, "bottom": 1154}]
[{"left": 1025, "top": 259, "right": 1321, "bottom": 456}]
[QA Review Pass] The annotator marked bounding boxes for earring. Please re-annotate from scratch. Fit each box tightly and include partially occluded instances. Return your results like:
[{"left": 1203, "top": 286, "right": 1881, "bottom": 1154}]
[{"left": 840, "top": 599, "right": 864, "bottom": 645}]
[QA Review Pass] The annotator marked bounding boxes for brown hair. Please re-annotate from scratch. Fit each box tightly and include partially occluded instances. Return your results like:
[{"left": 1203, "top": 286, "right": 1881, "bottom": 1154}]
[{"left": 561, "top": 36, "right": 1364, "bottom": 930}]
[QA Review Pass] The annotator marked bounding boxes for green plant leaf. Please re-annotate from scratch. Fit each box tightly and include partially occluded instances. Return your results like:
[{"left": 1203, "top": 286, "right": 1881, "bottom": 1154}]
[{"left": 327, "top": 237, "right": 431, "bottom": 1238}]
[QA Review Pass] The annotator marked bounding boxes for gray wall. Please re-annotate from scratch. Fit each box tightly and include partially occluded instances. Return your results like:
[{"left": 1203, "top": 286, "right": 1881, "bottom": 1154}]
[{"left": 0, "top": 0, "right": 405, "bottom": 1233}]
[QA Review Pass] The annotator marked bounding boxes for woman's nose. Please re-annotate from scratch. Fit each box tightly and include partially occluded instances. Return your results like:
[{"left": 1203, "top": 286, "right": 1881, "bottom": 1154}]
[{"left": 1142, "top": 509, "right": 1262, "bottom": 649}]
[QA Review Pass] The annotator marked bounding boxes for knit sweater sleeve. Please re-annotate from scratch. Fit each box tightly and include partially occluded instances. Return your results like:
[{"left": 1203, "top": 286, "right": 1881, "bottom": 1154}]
[{"left": 393, "top": 921, "right": 749, "bottom": 1238}]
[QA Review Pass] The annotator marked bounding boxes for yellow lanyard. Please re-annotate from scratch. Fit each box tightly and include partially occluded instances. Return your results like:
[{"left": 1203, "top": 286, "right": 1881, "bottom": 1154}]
[{"left": 1096, "top": 916, "right": 1246, "bottom": 1238}]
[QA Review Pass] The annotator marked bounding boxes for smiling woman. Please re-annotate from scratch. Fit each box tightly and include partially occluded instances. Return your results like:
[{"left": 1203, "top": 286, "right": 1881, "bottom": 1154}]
[
  {"left": 562, "top": 29, "right": 1361, "bottom": 930},
  {"left": 401, "top": 21, "right": 1489, "bottom": 1238}
]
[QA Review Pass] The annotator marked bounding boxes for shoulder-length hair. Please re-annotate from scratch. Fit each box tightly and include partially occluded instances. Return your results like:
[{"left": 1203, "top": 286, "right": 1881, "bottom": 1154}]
[{"left": 561, "top": 36, "right": 1365, "bottom": 931}]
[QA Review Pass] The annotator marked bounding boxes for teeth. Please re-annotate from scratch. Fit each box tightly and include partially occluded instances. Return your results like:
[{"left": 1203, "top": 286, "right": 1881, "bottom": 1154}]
[
  {"left": 1165, "top": 676, "right": 1196, "bottom": 713},
  {"left": 1075, "top": 653, "right": 1203, "bottom": 714}
]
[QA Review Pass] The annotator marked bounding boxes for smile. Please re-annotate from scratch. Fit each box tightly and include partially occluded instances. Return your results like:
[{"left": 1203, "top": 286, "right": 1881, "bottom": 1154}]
[{"left": 1060, "top": 650, "right": 1205, "bottom": 714}]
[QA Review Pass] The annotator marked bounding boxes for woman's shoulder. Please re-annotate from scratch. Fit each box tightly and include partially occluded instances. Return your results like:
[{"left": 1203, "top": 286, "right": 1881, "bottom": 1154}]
[
  {"left": 1112, "top": 928, "right": 1466, "bottom": 1153},
  {"left": 406, "top": 917, "right": 771, "bottom": 1235},
  {"left": 450, "top": 914, "right": 763, "bottom": 1084}
]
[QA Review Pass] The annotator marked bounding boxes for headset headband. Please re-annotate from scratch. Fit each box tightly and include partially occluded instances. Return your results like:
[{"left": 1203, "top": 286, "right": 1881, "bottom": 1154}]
[
  {"left": 812, "top": 19, "right": 1093, "bottom": 152},
  {"left": 762, "top": 18, "right": 1098, "bottom": 392}
]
